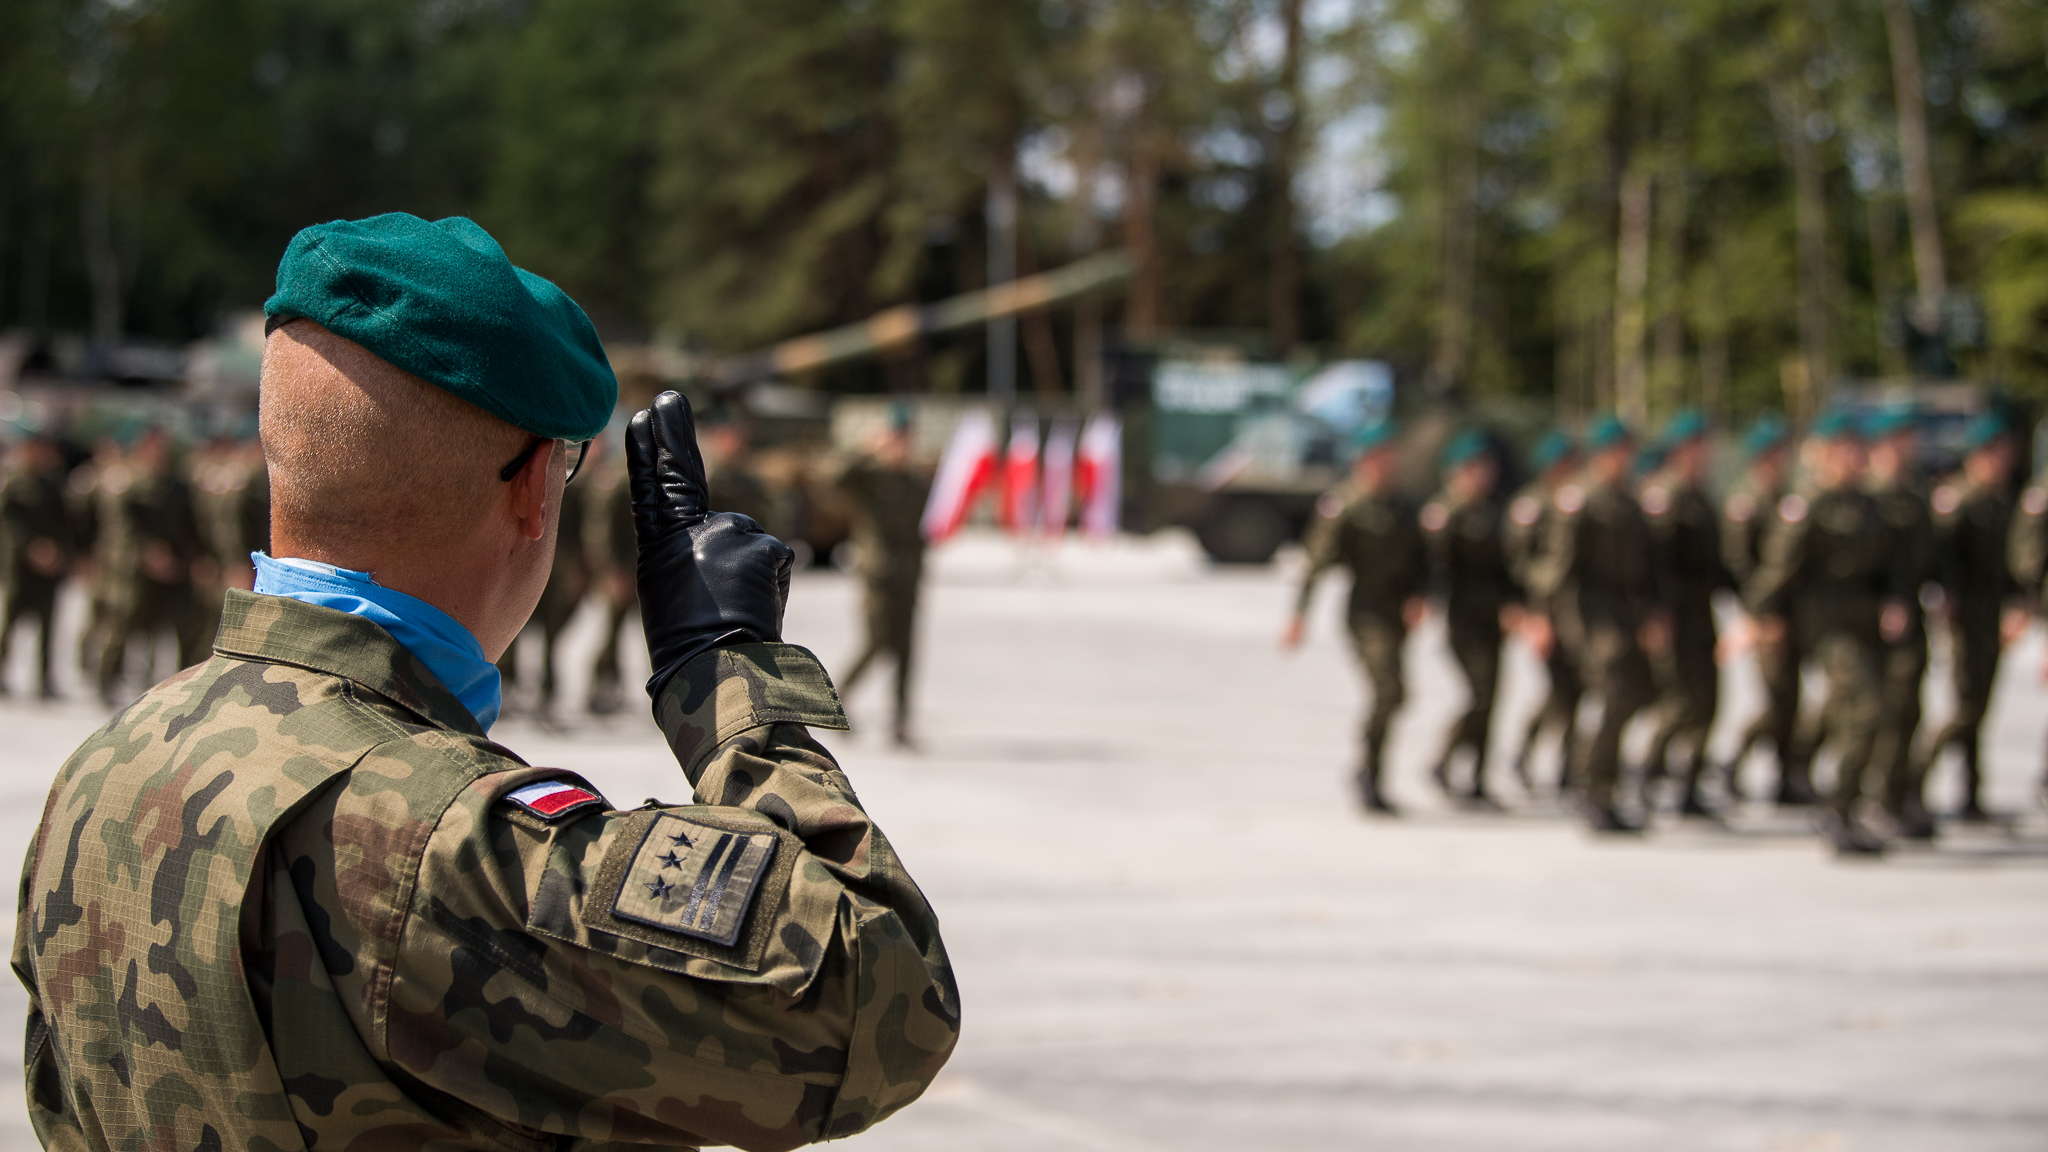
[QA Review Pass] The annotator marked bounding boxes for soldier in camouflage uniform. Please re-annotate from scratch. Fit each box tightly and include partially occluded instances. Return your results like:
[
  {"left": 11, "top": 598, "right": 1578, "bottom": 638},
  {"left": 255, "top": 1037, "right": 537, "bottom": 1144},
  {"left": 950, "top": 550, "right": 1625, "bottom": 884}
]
[
  {"left": 2008, "top": 459, "right": 2048, "bottom": 811},
  {"left": 1527, "top": 415, "right": 1652, "bottom": 832},
  {"left": 582, "top": 433, "right": 641, "bottom": 715},
  {"left": 1638, "top": 411, "right": 1732, "bottom": 818},
  {"left": 1862, "top": 405, "right": 1937, "bottom": 837},
  {"left": 0, "top": 435, "right": 76, "bottom": 698},
  {"left": 1504, "top": 429, "right": 1580, "bottom": 794},
  {"left": 1719, "top": 415, "right": 1809, "bottom": 803},
  {"left": 1420, "top": 429, "right": 1518, "bottom": 807},
  {"left": 94, "top": 426, "right": 209, "bottom": 705},
  {"left": 705, "top": 414, "right": 780, "bottom": 538},
  {"left": 833, "top": 408, "right": 933, "bottom": 747},
  {"left": 1916, "top": 412, "right": 2017, "bottom": 822},
  {"left": 1286, "top": 421, "right": 1427, "bottom": 815},
  {"left": 15, "top": 216, "right": 955, "bottom": 1150},
  {"left": 1744, "top": 411, "right": 1910, "bottom": 855}
]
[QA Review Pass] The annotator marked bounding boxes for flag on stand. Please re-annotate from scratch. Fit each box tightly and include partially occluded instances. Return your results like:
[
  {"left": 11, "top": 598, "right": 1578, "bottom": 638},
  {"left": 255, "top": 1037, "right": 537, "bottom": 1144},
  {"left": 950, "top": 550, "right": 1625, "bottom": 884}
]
[
  {"left": 1000, "top": 413, "right": 1040, "bottom": 536},
  {"left": 921, "top": 408, "right": 998, "bottom": 543},
  {"left": 1075, "top": 412, "right": 1121, "bottom": 540},
  {"left": 1039, "top": 420, "right": 1078, "bottom": 539}
]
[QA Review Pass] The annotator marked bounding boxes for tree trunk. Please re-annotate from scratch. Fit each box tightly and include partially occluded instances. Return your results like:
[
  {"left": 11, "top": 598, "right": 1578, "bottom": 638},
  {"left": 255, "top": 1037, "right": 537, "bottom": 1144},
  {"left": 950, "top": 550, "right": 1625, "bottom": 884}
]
[
  {"left": 1881, "top": 0, "right": 1946, "bottom": 327},
  {"left": 1770, "top": 77, "right": 1832, "bottom": 407},
  {"left": 82, "top": 167, "right": 123, "bottom": 351},
  {"left": 1864, "top": 193, "right": 1908, "bottom": 376},
  {"left": 1428, "top": 3, "right": 1481, "bottom": 394},
  {"left": 1267, "top": 0, "right": 1306, "bottom": 353},
  {"left": 1122, "top": 119, "right": 1163, "bottom": 340},
  {"left": 1613, "top": 155, "right": 1654, "bottom": 426},
  {"left": 1649, "top": 110, "right": 1692, "bottom": 416}
]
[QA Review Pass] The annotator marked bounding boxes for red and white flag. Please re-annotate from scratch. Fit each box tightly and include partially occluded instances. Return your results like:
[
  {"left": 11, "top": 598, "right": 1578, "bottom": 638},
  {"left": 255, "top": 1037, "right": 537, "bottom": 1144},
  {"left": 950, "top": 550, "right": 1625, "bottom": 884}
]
[
  {"left": 1039, "top": 421, "right": 1078, "bottom": 538},
  {"left": 921, "top": 409, "right": 998, "bottom": 542},
  {"left": 1001, "top": 413, "right": 1040, "bottom": 536},
  {"left": 1075, "top": 412, "right": 1121, "bottom": 540}
]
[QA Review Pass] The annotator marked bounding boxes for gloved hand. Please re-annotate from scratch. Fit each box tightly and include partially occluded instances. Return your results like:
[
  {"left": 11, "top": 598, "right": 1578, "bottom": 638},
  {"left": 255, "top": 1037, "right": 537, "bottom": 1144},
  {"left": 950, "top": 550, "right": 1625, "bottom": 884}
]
[{"left": 627, "top": 390, "right": 794, "bottom": 697}]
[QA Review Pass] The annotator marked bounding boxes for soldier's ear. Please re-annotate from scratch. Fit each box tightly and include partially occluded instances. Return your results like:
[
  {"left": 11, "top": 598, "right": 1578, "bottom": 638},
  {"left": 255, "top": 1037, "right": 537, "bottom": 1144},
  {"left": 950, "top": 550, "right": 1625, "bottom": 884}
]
[{"left": 507, "top": 439, "right": 557, "bottom": 543}]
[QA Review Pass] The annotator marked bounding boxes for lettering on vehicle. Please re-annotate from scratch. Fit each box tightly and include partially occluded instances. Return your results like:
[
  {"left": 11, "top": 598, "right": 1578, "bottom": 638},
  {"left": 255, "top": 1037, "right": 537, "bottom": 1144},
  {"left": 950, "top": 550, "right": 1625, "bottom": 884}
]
[{"left": 611, "top": 814, "right": 778, "bottom": 947}]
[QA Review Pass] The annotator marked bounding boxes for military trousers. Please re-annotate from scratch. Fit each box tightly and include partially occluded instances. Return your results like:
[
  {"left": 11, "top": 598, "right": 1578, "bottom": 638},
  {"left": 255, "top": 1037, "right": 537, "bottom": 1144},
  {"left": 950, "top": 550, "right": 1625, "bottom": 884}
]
[
  {"left": 1518, "top": 637, "right": 1582, "bottom": 791},
  {"left": 1442, "top": 613, "right": 1502, "bottom": 793},
  {"left": 1572, "top": 619, "right": 1654, "bottom": 813},
  {"left": 1873, "top": 626, "right": 1928, "bottom": 815},
  {"left": 1735, "top": 627, "right": 1809, "bottom": 799},
  {"left": 842, "top": 572, "right": 922, "bottom": 729},
  {"left": 1920, "top": 606, "right": 2003, "bottom": 811},
  {"left": 1347, "top": 611, "right": 1408, "bottom": 790},
  {"left": 1797, "top": 628, "right": 1884, "bottom": 820},
  {"left": 98, "top": 577, "right": 204, "bottom": 695},
  {"left": 1646, "top": 609, "right": 1719, "bottom": 797},
  {"left": 0, "top": 574, "right": 60, "bottom": 694}
]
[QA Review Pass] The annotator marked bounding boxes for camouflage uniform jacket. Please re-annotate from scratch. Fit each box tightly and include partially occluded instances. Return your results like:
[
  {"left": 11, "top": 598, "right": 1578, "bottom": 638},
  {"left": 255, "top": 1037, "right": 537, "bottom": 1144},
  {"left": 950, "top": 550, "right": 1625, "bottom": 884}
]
[
  {"left": 1870, "top": 473, "right": 1934, "bottom": 634},
  {"left": 1419, "top": 488, "right": 1519, "bottom": 626},
  {"left": 1720, "top": 475, "right": 1785, "bottom": 592},
  {"left": 583, "top": 456, "right": 639, "bottom": 588},
  {"left": 1528, "top": 474, "right": 1652, "bottom": 637},
  {"left": 1640, "top": 477, "right": 1731, "bottom": 626},
  {"left": 1931, "top": 473, "right": 2014, "bottom": 612},
  {"left": 1501, "top": 481, "right": 1553, "bottom": 594},
  {"left": 1746, "top": 484, "right": 1902, "bottom": 635},
  {"left": 1295, "top": 481, "right": 1426, "bottom": 620},
  {"left": 2008, "top": 469, "right": 2048, "bottom": 604},
  {"left": 833, "top": 460, "right": 929, "bottom": 584},
  {"left": 1, "top": 468, "right": 73, "bottom": 579},
  {"left": 15, "top": 590, "right": 959, "bottom": 1151}
]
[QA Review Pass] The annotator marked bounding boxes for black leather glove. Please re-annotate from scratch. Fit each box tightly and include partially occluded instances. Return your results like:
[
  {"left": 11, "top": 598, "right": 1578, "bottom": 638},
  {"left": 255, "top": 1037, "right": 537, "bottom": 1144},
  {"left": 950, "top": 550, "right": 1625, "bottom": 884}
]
[{"left": 627, "top": 390, "right": 794, "bottom": 697}]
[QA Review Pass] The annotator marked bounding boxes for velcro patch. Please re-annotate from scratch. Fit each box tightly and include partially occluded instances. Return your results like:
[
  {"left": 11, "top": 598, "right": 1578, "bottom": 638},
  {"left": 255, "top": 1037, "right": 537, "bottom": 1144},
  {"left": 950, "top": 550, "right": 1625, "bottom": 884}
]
[
  {"left": 504, "top": 780, "right": 605, "bottom": 821},
  {"left": 610, "top": 814, "right": 778, "bottom": 947}
]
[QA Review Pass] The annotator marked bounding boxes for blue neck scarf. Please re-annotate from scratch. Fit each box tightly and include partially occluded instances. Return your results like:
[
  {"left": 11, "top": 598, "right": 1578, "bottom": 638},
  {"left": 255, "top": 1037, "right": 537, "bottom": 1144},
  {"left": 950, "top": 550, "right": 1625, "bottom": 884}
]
[{"left": 252, "top": 552, "right": 501, "bottom": 732}]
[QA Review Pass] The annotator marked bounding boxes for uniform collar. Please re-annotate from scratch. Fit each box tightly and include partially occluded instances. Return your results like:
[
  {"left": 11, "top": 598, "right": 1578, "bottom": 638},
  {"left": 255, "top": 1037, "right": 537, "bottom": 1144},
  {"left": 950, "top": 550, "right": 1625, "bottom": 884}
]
[{"left": 213, "top": 588, "right": 486, "bottom": 737}]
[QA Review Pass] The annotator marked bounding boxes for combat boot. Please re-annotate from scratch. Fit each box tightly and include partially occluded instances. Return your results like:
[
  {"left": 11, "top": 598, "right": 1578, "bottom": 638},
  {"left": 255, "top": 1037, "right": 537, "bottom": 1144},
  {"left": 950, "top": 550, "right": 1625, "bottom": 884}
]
[
  {"left": 1583, "top": 806, "right": 1642, "bottom": 835},
  {"left": 1817, "top": 810, "right": 1885, "bottom": 856},
  {"left": 1355, "top": 758, "right": 1398, "bottom": 816}
]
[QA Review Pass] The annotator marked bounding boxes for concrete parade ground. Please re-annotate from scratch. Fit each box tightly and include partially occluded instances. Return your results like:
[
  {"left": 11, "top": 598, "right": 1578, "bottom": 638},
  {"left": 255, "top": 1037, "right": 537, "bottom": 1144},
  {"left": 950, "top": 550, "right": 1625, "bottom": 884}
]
[{"left": 1, "top": 528, "right": 2043, "bottom": 1150}]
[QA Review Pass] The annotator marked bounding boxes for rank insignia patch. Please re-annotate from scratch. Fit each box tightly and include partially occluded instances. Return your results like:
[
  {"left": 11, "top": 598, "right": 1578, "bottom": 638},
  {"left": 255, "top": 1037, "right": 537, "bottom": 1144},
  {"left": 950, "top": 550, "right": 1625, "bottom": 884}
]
[{"left": 611, "top": 814, "right": 779, "bottom": 947}]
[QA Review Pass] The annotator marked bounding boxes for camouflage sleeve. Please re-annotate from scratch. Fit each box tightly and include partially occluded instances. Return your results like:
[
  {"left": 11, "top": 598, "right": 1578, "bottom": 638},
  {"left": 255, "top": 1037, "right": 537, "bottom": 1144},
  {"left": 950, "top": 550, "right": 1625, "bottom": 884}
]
[
  {"left": 1294, "top": 492, "right": 1343, "bottom": 615},
  {"left": 1745, "top": 497, "right": 1809, "bottom": 618},
  {"left": 2010, "top": 484, "right": 2048, "bottom": 606},
  {"left": 391, "top": 642, "right": 956, "bottom": 1151},
  {"left": 1524, "top": 492, "right": 1579, "bottom": 615}
]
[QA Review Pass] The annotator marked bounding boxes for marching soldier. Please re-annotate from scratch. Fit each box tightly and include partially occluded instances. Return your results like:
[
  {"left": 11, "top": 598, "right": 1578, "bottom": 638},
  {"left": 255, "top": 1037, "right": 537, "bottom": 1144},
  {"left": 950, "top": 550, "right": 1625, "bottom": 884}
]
[
  {"left": 1527, "top": 415, "right": 1653, "bottom": 833},
  {"left": 1917, "top": 412, "right": 2017, "bottom": 821},
  {"left": 1639, "top": 410, "right": 1732, "bottom": 818},
  {"left": 0, "top": 435, "right": 76, "bottom": 698},
  {"left": 1745, "top": 410, "right": 1909, "bottom": 855},
  {"left": 582, "top": 433, "right": 640, "bottom": 715},
  {"left": 1420, "top": 429, "right": 1518, "bottom": 807},
  {"left": 1286, "top": 421, "right": 1428, "bottom": 814},
  {"left": 16, "top": 214, "right": 956, "bottom": 1147},
  {"left": 1863, "top": 405, "right": 1937, "bottom": 837},
  {"left": 834, "top": 405, "right": 934, "bottom": 746},
  {"left": 1504, "top": 429, "right": 1581, "bottom": 794},
  {"left": 94, "top": 426, "right": 208, "bottom": 704},
  {"left": 1721, "top": 414, "right": 1809, "bottom": 803}
]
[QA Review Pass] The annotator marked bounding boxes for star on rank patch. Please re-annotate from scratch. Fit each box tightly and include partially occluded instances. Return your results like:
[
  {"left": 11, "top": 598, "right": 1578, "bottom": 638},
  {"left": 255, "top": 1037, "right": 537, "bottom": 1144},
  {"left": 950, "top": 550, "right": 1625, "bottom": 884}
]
[{"left": 611, "top": 814, "right": 779, "bottom": 947}]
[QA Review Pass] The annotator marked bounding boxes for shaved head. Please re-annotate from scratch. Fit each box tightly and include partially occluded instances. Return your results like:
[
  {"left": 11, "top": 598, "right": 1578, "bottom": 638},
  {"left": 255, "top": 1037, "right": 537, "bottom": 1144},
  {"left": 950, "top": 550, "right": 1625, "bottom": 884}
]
[{"left": 260, "top": 320, "right": 528, "bottom": 552}]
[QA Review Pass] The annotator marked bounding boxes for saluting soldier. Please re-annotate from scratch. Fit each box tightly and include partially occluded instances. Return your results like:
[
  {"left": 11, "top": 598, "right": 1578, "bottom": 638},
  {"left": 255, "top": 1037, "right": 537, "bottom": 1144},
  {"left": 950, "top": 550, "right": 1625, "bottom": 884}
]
[
  {"left": 1720, "top": 414, "right": 1808, "bottom": 803},
  {"left": 1862, "top": 404, "right": 1938, "bottom": 837},
  {"left": 1420, "top": 429, "right": 1519, "bottom": 807},
  {"left": 1286, "top": 421, "right": 1428, "bottom": 814},
  {"left": 1639, "top": 410, "right": 1733, "bottom": 818},
  {"left": 14, "top": 214, "right": 957, "bottom": 1148},
  {"left": 1745, "top": 410, "right": 1910, "bottom": 855},
  {"left": 1917, "top": 411, "right": 2018, "bottom": 822},
  {"left": 1527, "top": 415, "right": 1653, "bottom": 833},
  {"left": 1504, "top": 429, "right": 1581, "bottom": 794},
  {"left": 0, "top": 435, "right": 76, "bottom": 698},
  {"left": 833, "top": 405, "right": 933, "bottom": 747}
]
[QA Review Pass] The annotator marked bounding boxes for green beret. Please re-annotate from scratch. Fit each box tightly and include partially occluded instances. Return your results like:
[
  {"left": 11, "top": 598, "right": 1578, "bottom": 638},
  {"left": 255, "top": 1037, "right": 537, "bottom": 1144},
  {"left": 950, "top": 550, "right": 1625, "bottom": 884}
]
[
  {"left": 1633, "top": 442, "right": 1668, "bottom": 477},
  {"left": 1861, "top": 403, "right": 1917, "bottom": 441},
  {"left": 1530, "top": 429, "right": 1576, "bottom": 472},
  {"left": 1741, "top": 413, "right": 1789, "bottom": 459},
  {"left": 1808, "top": 408, "right": 1861, "bottom": 443},
  {"left": 264, "top": 213, "right": 617, "bottom": 442},
  {"left": 1584, "top": 413, "right": 1631, "bottom": 451},
  {"left": 1961, "top": 409, "right": 2009, "bottom": 451},
  {"left": 1351, "top": 420, "right": 1397, "bottom": 453},
  {"left": 1441, "top": 429, "right": 1489, "bottom": 469},
  {"left": 1661, "top": 408, "right": 1707, "bottom": 445}
]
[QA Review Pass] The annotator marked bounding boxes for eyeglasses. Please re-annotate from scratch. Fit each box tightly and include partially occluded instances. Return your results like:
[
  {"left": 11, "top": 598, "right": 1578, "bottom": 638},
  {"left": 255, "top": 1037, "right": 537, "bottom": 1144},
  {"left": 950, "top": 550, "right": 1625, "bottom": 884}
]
[{"left": 499, "top": 437, "right": 591, "bottom": 484}]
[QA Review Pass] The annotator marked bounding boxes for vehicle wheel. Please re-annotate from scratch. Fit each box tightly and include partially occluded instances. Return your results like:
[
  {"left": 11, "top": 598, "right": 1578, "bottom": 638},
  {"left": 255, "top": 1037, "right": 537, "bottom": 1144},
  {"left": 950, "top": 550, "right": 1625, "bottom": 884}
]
[{"left": 1194, "top": 498, "right": 1288, "bottom": 564}]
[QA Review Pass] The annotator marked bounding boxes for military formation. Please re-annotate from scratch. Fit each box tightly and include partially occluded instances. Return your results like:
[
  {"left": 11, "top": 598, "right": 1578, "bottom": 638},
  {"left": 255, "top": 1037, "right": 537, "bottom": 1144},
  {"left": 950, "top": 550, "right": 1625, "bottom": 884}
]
[{"left": 1293, "top": 404, "right": 2048, "bottom": 856}]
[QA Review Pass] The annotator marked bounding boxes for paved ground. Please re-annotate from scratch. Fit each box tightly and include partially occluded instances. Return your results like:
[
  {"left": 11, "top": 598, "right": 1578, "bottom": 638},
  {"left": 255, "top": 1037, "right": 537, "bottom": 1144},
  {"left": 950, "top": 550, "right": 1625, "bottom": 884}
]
[{"left": 1, "top": 529, "right": 2044, "bottom": 1150}]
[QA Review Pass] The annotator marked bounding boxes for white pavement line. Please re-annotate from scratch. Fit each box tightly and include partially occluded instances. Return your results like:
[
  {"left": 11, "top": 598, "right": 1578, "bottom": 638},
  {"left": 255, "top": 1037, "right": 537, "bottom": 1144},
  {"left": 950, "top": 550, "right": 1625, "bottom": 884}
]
[{"left": 924, "top": 1076, "right": 1167, "bottom": 1152}]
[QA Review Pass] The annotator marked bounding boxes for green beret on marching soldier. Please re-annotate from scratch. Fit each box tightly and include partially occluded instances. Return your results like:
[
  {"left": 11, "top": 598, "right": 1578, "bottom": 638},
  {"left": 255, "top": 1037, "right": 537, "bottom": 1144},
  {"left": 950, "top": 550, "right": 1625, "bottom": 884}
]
[
  {"left": 1719, "top": 414, "right": 1808, "bottom": 804},
  {"left": 16, "top": 214, "right": 958, "bottom": 1149},
  {"left": 1861, "top": 404, "right": 1938, "bottom": 839},
  {"left": 1503, "top": 428, "right": 1581, "bottom": 795}
]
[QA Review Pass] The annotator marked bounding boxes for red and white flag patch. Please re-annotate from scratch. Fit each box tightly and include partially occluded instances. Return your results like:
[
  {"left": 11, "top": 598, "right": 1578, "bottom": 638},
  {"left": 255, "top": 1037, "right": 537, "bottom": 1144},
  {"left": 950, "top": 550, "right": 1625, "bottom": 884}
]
[{"left": 503, "top": 779, "right": 605, "bottom": 821}]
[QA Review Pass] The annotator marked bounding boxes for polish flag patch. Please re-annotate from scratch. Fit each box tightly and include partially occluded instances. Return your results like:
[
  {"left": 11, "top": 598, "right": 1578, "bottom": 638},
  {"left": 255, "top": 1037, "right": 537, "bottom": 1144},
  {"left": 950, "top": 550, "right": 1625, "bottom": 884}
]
[{"left": 503, "top": 780, "right": 605, "bottom": 821}]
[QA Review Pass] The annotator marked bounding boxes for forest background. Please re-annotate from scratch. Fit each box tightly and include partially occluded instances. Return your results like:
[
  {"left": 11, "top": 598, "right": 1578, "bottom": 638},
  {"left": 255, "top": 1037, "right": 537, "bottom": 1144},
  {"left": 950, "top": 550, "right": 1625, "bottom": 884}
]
[{"left": 1, "top": 0, "right": 2045, "bottom": 421}]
